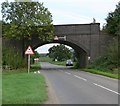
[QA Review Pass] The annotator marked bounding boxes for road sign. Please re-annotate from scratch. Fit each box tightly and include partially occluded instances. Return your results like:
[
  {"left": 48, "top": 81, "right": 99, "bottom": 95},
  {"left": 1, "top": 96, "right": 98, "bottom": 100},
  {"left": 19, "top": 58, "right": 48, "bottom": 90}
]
[
  {"left": 25, "top": 46, "right": 34, "bottom": 73},
  {"left": 25, "top": 46, "right": 34, "bottom": 55},
  {"left": 54, "top": 36, "right": 66, "bottom": 41},
  {"left": 54, "top": 36, "right": 59, "bottom": 40}
]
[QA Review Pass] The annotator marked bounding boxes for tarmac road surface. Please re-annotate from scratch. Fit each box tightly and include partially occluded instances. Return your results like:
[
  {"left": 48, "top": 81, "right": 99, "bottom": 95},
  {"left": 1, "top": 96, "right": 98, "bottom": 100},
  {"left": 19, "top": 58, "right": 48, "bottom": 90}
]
[{"left": 40, "top": 62, "right": 119, "bottom": 104}]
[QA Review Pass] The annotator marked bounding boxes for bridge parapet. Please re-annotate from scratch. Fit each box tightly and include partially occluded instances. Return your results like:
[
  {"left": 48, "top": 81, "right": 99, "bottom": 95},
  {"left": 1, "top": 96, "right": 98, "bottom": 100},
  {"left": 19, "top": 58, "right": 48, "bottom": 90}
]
[{"left": 54, "top": 23, "right": 100, "bottom": 36}]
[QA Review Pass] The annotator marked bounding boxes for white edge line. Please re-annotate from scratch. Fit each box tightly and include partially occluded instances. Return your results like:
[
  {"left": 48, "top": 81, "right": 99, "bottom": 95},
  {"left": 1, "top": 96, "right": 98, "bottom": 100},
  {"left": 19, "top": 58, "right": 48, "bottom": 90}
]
[
  {"left": 65, "top": 72, "right": 71, "bottom": 75},
  {"left": 74, "top": 75, "right": 87, "bottom": 81},
  {"left": 93, "top": 83, "right": 120, "bottom": 95}
]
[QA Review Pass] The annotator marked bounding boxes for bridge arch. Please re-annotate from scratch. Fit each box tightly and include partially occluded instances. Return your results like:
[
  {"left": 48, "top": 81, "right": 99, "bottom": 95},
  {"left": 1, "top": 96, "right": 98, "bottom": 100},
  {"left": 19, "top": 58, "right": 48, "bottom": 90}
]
[{"left": 33, "top": 40, "right": 89, "bottom": 67}]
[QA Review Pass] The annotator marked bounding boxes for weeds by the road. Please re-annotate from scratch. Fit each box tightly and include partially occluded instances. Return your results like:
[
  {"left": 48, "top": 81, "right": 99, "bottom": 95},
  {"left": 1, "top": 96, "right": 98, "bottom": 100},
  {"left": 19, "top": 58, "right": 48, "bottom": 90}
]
[
  {"left": 30, "top": 62, "right": 41, "bottom": 72},
  {"left": 82, "top": 68, "right": 119, "bottom": 79},
  {"left": 2, "top": 67, "right": 48, "bottom": 104}
]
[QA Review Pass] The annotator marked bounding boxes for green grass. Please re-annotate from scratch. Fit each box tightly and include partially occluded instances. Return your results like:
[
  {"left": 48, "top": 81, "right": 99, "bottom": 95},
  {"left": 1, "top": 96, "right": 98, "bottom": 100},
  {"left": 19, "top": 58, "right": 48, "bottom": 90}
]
[
  {"left": 2, "top": 68, "right": 48, "bottom": 104},
  {"left": 82, "top": 68, "right": 119, "bottom": 79},
  {"left": 30, "top": 62, "right": 41, "bottom": 72},
  {"left": 39, "top": 56, "right": 52, "bottom": 62}
]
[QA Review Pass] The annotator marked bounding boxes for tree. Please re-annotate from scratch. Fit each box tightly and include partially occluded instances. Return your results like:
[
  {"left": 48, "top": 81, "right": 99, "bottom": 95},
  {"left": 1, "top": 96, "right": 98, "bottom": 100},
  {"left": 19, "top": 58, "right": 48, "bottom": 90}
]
[
  {"left": 106, "top": 38, "right": 118, "bottom": 66},
  {"left": 2, "top": 2, "right": 53, "bottom": 40},
  {"left": 104, "top": 2, "right": 120, "bottom": 36},
  {"left": 48, "top": 44, "right": 72, "bottom": 61}
]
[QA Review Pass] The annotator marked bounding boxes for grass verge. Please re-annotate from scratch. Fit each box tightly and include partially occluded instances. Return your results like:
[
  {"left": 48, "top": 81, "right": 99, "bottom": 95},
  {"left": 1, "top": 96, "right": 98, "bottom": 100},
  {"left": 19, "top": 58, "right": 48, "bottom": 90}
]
[
  {"left": 82, "top": 68, "right": 119, "bottom": 79},
  {"left": 2, "top": 68, "right": 48, "bottom": 104},
  {"left": 30, "top": 62, "right": 41, "bottom": 72}
]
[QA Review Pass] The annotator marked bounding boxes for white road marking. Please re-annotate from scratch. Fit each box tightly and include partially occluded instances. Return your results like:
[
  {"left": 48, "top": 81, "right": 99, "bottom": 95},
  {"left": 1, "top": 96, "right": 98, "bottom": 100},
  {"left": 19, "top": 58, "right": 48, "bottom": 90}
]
[
  {"left": 93, "top": 83, "right": 120, "bottom": 95},
  {"left": 65, "top": 72, "right": 71, "bottom": 75},
  {"left": 74, "top": 75, "right": 87, "bottom": 81}
]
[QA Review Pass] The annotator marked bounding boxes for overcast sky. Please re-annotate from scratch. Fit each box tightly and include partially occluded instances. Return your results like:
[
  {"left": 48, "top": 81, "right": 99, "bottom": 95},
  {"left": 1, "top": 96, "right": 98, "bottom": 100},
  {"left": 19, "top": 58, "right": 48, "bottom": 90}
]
[{"left": 0, "top": 0, "right": 119, "bottom": 53}]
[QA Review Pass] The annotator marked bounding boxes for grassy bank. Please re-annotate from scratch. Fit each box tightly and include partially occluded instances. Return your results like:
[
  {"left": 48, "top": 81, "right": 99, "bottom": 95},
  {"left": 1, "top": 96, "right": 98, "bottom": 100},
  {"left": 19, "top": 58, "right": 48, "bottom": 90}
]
[
  {"left": 2, "top": 68, "right": 48, "bottom": 104},
  {"left": 82, "top": 68, "right": 119, "bottom": 79}
]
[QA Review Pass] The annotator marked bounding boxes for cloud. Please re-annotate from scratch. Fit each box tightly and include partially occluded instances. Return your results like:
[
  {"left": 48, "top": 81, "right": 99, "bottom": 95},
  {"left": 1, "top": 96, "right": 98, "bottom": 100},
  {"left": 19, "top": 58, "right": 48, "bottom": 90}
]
[
  {"left": 42, "top": 0, "right": 119, "bottom": 28},
  {"left": 51, "top": 10, "right": 93, "bottom": 25}
]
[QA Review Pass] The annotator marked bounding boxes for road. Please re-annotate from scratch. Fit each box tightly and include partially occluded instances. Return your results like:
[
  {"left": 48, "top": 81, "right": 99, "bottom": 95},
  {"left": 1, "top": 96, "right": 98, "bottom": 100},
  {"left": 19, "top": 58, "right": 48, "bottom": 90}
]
[{"left": 40, "top": 62, "right": 119, "bottom": 104}]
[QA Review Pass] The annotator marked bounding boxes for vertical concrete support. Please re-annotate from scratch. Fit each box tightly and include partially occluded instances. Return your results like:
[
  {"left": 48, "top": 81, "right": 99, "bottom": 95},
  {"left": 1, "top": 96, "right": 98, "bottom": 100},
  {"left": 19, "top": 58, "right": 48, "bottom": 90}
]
[
  {"left": 75, "top": 50, "right": 87, "bottom": 68},
  {"left": 79, "top": 53, "right": 87, "bottom": 68},
  {"left": 90, "top": 23, "right": 100, "bottom": 62}
]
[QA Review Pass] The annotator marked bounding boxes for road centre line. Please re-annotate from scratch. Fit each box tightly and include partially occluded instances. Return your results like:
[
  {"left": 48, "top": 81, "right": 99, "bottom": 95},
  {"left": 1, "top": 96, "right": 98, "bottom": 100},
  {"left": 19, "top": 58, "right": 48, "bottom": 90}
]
[
  {"left": 65, "top": 72, "right": 71, "bottom": 75},
  {"left": 74, "top": 75, "right": 87, "bottom": 81},
  {"left": 93, "top": 83, "right": 120, "bottom": 95}
]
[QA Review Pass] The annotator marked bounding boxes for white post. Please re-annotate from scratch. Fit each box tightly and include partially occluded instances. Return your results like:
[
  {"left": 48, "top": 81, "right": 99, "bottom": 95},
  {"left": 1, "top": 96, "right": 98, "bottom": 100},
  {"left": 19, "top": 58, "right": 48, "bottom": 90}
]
[{"left": 28, "top": 54, "right": 30, "bottom": 73}]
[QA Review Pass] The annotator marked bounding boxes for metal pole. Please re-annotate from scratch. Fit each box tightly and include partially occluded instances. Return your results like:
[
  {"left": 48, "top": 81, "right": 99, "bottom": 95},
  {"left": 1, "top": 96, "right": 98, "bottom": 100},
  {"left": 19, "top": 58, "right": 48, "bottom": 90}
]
[{"left": 28, "top": 54, "right": 30, "bottom": 73}]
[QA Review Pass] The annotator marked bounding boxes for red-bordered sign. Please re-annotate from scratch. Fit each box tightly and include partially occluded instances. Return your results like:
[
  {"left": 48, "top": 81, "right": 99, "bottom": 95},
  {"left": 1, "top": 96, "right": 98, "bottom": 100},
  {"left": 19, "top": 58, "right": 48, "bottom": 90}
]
[{"left": 25, "top": 46, "right": 34, "bottom": 55}]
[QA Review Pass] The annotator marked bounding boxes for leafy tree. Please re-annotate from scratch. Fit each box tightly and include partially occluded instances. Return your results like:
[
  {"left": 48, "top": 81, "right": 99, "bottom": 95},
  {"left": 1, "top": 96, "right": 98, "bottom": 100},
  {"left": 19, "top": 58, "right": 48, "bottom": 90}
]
[
  {"left": 104, "top": 2, "right": 120, "bottom": 36},
  {"left": 48, "top": 44, "right": 72, "bottom": 61},
  {"left": 106, "top": 38, "right": 118, "bottom": 67},
  {"left": 2, "top": 1, "right": 54, "bottom": 44},
  {"left": 2, "top": 2, "right": 54, "bottom": 58},
  {"left": 2, "top": 2, "right": 53, "bottom": 40}
]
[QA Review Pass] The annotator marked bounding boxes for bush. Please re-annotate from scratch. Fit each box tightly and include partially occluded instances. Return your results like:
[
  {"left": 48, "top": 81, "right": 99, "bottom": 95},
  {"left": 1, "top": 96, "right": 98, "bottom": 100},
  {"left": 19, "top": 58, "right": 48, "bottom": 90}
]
[
  {"left": 2, "top": 47, "right": 25, "bottom": 69},
  {"left": 88, "top": 38, "right": 118, "bottom": 72}
]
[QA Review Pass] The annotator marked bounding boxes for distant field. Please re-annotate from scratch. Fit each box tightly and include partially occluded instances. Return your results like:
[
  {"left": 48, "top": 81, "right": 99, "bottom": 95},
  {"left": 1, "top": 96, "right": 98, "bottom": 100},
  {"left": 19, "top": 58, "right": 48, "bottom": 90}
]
[
  {"left": 39, "top": 56, "right": 52, "bottom": 62},
  {"left": 39, "top": 56, "right": 66, "bottom": 66}
]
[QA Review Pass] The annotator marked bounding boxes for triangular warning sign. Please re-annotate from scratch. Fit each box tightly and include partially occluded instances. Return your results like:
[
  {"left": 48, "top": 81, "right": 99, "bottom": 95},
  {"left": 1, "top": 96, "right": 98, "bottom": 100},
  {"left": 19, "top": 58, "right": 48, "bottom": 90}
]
[{"left": 25, "top": 46, "right": 34, "bottom": 55}]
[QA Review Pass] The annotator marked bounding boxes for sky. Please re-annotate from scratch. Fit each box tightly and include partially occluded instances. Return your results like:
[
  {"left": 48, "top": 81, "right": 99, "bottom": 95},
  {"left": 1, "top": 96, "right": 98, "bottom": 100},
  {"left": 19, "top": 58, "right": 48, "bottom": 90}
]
[{"left": 0, "top": 0, "right": 119, "bottom": 53}]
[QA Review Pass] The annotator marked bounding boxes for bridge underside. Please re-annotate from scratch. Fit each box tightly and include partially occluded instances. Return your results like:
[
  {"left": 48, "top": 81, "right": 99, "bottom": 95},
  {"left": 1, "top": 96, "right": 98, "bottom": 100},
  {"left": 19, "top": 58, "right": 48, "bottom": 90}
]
[{"left": 33, "top": 40, "right": 88, "bottom": 68}]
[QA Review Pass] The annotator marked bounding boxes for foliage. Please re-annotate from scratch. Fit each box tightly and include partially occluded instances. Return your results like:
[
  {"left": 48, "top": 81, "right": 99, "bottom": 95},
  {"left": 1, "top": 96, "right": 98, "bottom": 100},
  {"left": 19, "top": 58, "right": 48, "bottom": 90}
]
[
  {"left": 48, "top": 44, "right": 72, "bottom": 61},
  {"left": 2, "top": 2, "right": 53, "bottom": 40},
  {"left": 106, "top": 38, "right": 118, "bottom": 66},
  {"left": 83, "top": 68, "right": 119, "bottom": 79},
  {"left": 104, "top": 2, "right": 120, "bottom": 36},
  {"left": 2, "top": 47, "right": 26, "bottom": 69},
  {"left": 94, "top": 2, "right": 119, "bottom": 73},
  {"left": 88, "top": 38, "right": 118, "bottom": 71},
  {"left": 31, "top": 51, "right": 40, "bottom": 63}
]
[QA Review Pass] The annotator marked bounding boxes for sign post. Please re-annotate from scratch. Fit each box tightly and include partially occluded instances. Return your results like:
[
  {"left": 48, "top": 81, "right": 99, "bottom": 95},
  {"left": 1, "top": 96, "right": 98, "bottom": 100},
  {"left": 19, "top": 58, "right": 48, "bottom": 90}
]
[
  {"left": 25, "top": 46, "right": 34, "bottom": 73},
  {"left": 28, "top": 54, "right": 30, "bottom": 73}
]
